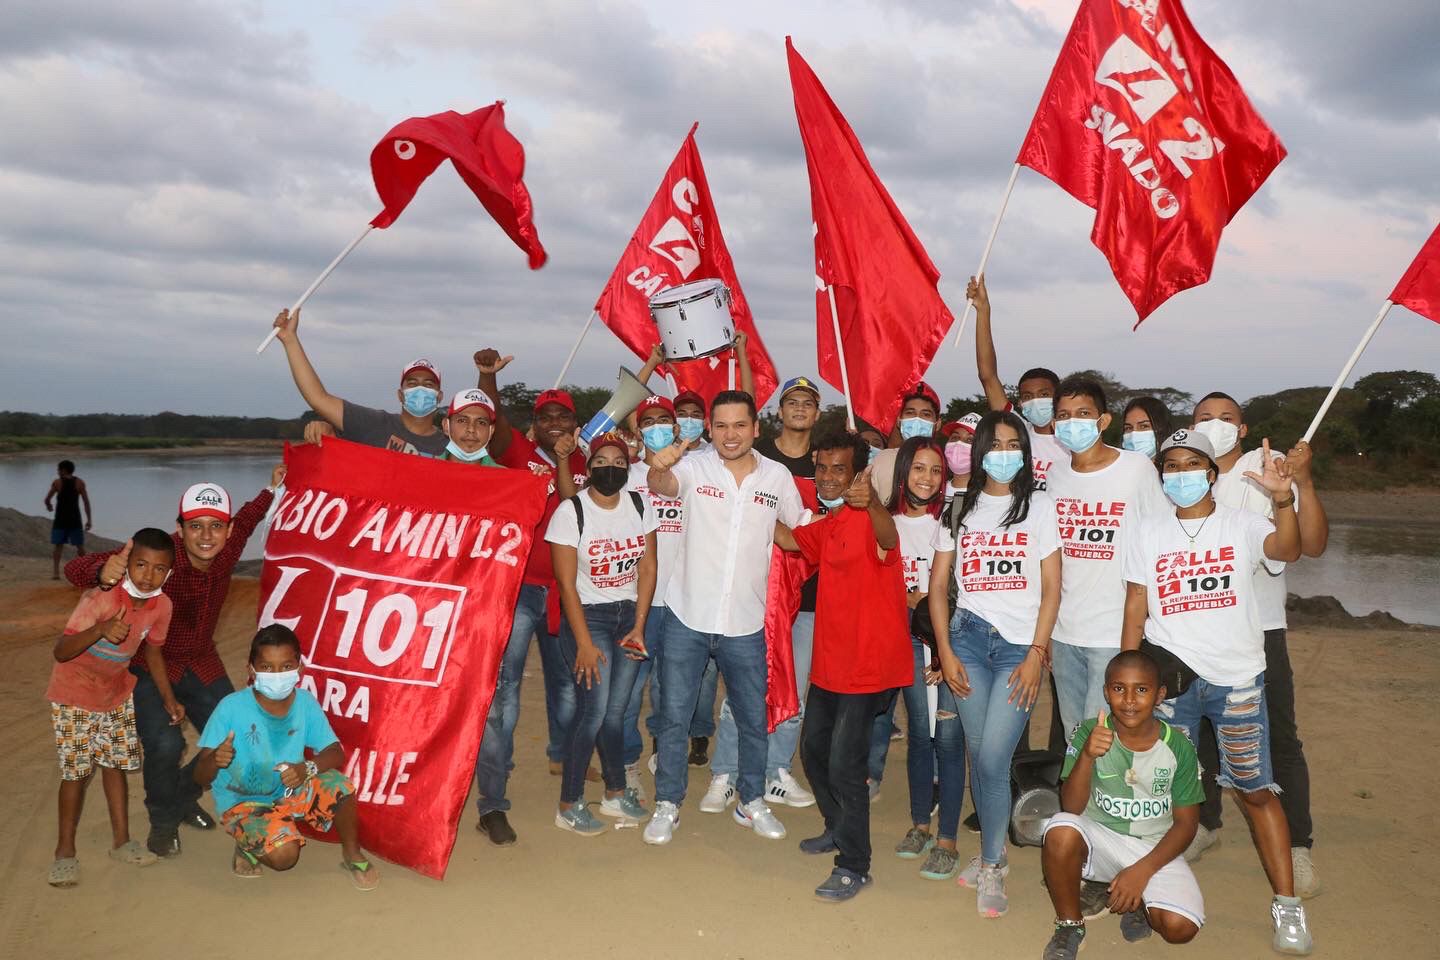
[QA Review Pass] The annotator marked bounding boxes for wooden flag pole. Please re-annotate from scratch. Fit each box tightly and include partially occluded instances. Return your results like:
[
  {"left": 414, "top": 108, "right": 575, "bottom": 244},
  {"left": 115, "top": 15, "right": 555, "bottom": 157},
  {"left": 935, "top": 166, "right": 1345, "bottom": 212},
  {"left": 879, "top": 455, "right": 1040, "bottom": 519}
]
[
  {"left": 1302, "top": 300, "right": 1393, "bottom": 443},
  {"left": 826, "top": 284, "right": 857, "bottom": 431},
  {"left": 256, "top": 224, "right": 376, "bottom": 355},
  {"left": 552, "top": 312, "right": 598, "bottom": 390},
  {"left": 953, "top": 163, "right": 1021, "bottom": 347}
]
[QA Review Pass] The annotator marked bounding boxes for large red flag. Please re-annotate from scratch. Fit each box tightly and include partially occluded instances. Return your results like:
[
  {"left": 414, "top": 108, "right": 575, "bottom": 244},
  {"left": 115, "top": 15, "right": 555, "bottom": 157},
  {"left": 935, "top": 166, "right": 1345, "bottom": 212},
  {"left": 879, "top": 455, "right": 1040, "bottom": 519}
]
[
  {"left": 1390, "top": 223, "right": 1440, "bottom": 323},
  {"left": 1017, "top": 0, "right": 1284, "bottom": 323},
  {"left": 370, "top": 102, "right": 547, "bottom": 268},
  {"left": 762, "top": 477, "right": 818, "bottom": 732},
  {"left": 258, "top": 439, "right": 547, "bottom": 878},
  {"left": 787, "top": 38, "right": 955, "bottom": 435},
  {"left": 594, "top": 125, "right": 779, "bottom": 407}
]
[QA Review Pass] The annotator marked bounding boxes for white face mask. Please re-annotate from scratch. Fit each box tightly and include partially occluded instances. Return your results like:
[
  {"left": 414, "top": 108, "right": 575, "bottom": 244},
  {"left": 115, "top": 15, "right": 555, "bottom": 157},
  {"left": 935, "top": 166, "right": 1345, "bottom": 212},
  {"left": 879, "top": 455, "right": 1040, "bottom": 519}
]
[
  {"left": 122, "top": 573, "right": 167, "bottom": 600},
  {"left": 1193, "top": 419, "right": 1239, "bottom": 457},
  {"left": 445, "top": 439, "right": 490, "bottom": 462}
]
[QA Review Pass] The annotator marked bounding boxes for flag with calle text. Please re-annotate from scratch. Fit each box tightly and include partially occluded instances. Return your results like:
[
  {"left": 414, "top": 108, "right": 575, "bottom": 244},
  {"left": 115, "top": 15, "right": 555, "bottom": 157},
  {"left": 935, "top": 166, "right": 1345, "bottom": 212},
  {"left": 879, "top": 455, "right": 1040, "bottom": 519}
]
[
  {"left": 1390, "top": 223, "right": 1440, "bottom": 324},
  {"left": 256, "top": 439, "right": 547, "bottom": 879},
  {"left": 787, "top": 38, "right": 955, "bottom": 435},
  {"left": 1017, "top": 0, "right": 1285, "bottom": 323},
  {"left": 370, "top": 102, "right": 547, "bottom": 268},
  {"left": 594, "top": 125, "right": 779, "bottom": 407}
]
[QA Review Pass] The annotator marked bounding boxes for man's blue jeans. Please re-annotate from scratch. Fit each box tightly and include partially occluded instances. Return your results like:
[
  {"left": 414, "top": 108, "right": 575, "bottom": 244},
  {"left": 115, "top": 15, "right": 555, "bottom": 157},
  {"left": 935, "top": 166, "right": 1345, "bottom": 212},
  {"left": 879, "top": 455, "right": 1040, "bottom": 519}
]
[
  {"left": 556, "top": 600, "right": 640, "bottom": 803},
  {"left": 654, "top": 616, "right": 768, "bottom": 806},
  {"left": 712, "top": 611, "right": 814, "bottom": 781},
  {"left": 475, "top": 584, "right": 576, "bottom": 815},
  {"left": 1052, "top": 639, "right": 1114, "bottom": 737},
  {"left": 622, "top": 607, "right": 719, "bottom": 764},
  {"left": 948, "top": 610, "right": 1033, "bottom": 864}
]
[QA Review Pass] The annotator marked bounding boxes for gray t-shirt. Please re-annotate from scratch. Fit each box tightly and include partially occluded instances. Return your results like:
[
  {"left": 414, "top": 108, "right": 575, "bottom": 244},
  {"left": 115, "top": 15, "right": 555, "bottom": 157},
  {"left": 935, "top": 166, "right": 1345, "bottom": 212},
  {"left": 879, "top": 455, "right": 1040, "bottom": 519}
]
[{"left": 340, "top": 401, "right": 448, "bottom": 457}]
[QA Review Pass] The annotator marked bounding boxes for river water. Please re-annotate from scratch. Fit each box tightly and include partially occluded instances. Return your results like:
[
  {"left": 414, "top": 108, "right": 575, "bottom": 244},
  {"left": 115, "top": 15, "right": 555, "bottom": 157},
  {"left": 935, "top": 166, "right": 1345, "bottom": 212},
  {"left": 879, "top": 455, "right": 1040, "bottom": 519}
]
[{"left": 1, "top": 452, "right": 1437, "bottom": 625}]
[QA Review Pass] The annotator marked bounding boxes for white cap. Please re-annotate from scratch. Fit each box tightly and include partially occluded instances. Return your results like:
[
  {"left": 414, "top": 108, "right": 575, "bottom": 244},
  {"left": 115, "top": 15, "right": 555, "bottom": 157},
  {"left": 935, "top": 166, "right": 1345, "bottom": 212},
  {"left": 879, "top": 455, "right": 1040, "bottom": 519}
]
[
  {"left": 401, "top": 358, "right": 441, "bottom": 386},
  {"left": 448, "top": 389, "right": 496, "bottom": 417},
  {"left": 1159, "top": 428, "right": 1216, "bottom": 462},
  {"left": 958, "top": 412, "right": 983, "bottom": 430},
  {"left": 179, "top": 482, "right": 231, "bottom": 522}
]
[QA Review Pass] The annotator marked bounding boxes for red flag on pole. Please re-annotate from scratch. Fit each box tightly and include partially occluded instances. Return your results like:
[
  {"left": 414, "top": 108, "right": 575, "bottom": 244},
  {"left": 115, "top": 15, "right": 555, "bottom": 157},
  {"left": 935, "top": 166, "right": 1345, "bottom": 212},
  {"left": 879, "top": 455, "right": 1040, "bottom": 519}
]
[
  {"left": 786, "top": 38, "right": 955, "bottom": 435},
  {"left": 1016, "top": 0, "right": 1284, "bottom": 323},
  {"left": 370, "top": 102, "right": 547, "bottom": 268},
  {"left": 1390, "top": 223, "right": 1440, "bottom": 323},
  {"left": 594, "top": 125, "right": 779, "bottom": 407}
]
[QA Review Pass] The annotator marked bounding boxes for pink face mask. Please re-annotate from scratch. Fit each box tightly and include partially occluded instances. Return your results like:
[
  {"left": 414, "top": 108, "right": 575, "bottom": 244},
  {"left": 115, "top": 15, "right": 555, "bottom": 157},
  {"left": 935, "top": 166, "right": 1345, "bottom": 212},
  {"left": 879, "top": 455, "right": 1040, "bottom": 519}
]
[{"left": 945, "top": 441, "right": 972, "bottom": 475}]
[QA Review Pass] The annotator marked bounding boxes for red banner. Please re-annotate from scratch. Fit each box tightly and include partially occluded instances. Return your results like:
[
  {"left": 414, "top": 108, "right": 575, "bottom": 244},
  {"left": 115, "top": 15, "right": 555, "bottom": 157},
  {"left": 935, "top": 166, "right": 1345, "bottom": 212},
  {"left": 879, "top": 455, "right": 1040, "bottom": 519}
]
[
  {"left": 1017, "top": 0, "right": 1285, "bottom": 323},
  {"left": 763, "top": 477, "right": 818, "bottom": 731},
  {"left": 1390, "top": 222, "right": 1440, "bottom": 324},
  {"left": 257, "top": 439, "right": 547, "bottom": 879},
  {"left": 594, "top": 125, "right": 779, "bottom": 407}
]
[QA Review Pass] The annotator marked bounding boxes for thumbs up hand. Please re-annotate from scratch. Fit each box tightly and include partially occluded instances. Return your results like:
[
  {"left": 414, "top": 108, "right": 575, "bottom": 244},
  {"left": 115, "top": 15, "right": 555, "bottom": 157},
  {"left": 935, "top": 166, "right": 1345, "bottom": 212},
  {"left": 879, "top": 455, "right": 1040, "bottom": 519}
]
[
  {"left": 100, "top": 540, "right": 132, "bottom": 590},
  {"left": 651, "top": 438, "right": 688, "bottom": 471},
  {"left": 842, "top": 466, "right": 874, "bottom": 510},
  {"left": 213, "top": 731, "right": 237, "bottom": 769},
  {"left": 1084, "top": 708, "right": 1115, "bottom": 759},
  {"left": 102, "top": 607, "right": 131, "bottom": 644}
]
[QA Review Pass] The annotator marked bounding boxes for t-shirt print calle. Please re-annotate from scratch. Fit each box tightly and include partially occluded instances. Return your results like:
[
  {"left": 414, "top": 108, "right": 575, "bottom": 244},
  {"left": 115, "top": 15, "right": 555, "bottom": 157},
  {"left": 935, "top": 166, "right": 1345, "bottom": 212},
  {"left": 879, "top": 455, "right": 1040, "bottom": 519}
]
[
  {"left": 1155, "top": 545, "right": 1239, "bottom": 616},
  {"left": 959, "top": 528, "right": 1031, "bottom": 592}
]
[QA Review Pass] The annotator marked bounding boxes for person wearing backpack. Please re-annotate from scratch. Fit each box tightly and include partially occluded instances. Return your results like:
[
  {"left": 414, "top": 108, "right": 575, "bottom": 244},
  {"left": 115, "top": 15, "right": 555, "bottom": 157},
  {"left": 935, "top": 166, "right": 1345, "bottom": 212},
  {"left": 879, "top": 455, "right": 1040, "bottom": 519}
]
[
  {"left": 545, "top": 433, "right": 659, "bottom": 836},
  {"left": 928, "top": 410, "right": 1061, "bottom": 919}
]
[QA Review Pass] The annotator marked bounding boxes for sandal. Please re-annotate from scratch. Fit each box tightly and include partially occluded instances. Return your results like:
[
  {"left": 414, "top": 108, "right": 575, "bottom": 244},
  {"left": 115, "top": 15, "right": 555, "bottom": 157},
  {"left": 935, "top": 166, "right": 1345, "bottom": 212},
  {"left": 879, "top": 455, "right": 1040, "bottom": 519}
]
[
  {"left": 232, "top": 845, "right": 262, "bottom": 879},
  {"left": 48, "top": 857, "right": 79, "bottom": 887},
  {"left": 108, "top": 840, "right": 158, "bottom": 867},
  {"left": 340, "top": 857, "right": 380, "bottom": 891}
]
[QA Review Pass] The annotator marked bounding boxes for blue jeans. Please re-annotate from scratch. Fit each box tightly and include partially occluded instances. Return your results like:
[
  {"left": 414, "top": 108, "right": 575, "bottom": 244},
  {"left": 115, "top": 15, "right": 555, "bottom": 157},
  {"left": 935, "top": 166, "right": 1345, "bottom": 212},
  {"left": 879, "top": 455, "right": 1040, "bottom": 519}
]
[
  {"left": 654, "top": 617, "right": 768, "bottom": 805},
  {"left": 624, "top": 607, "right": 719, "bottom": 764},
  {"left": 712, "top": 611, "right": 814, "bottom": 781},
  {"left": 867, "top": 694, "right": 899, "bottom": 783},
  {"left": 949, "top": 610, "right": 1033, "bottom": 864},
  {"left": 1052, "top": 640, "right": 1115, "bottom": 738},
  {"left": 132, "top": 666, "right": 234, "bottom": 829},
  {"left": 475, "top": 584, "right": 575, "bottom": 815},
  {"left": 1158, "top": 672, "right": 1276, "bottom": 793},
  {"left": 557, "top": 600, "right": 639, "bottom": 803}
]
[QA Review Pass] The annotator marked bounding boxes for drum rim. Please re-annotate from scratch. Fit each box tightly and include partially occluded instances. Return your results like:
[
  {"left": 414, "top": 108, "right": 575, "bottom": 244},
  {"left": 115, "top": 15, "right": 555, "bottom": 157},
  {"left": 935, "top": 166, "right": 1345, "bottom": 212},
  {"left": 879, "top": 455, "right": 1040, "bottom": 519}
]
[{"left": 648, "top": 277, "right": 730, "bottom": 306}]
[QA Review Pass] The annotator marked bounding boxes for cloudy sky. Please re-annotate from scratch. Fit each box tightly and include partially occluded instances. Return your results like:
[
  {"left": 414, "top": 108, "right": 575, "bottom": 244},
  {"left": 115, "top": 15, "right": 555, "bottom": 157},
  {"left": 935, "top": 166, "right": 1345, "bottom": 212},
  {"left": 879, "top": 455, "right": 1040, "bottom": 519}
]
[{"left": 2, "top": 0, "right": 1436, "bottom": 419}]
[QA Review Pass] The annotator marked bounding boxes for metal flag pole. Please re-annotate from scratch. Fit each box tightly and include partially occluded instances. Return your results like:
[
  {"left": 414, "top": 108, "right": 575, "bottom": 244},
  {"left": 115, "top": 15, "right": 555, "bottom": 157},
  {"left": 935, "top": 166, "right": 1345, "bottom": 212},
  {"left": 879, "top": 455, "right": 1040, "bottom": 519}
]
[
  {"left": 953, "top": 163, "right": 1021, "bottom": 347},
  {"left": 826, "top": 284, "right": 856, "bottom": 431},
  {"left": 1302, "top": 300, "right": 1394, "bottom": 443},
  {"left": 552, "top": 312, "right": 598, "bottom": 390},
  {"left": 256, "top": 224, "right": 375, "bottom": 355}
]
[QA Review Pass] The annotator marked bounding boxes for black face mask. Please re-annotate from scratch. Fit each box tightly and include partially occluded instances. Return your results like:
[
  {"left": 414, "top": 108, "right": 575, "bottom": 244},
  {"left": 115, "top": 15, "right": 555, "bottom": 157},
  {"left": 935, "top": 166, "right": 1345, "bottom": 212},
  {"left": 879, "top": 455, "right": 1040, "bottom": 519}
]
[
  {"left": 588, "top": 465, "right": 628, "bottom": 496},
  {"left": 904, "top": 485, "right": 941, "bottom": 508}
]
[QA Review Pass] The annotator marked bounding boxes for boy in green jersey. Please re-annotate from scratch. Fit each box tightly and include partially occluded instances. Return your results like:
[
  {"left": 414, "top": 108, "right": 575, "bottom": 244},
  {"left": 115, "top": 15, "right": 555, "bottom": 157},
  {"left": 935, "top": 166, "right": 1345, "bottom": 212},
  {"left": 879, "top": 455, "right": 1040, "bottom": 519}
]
[{"left": 1040, "top": 651, "right": 1203, "bottom": 959}]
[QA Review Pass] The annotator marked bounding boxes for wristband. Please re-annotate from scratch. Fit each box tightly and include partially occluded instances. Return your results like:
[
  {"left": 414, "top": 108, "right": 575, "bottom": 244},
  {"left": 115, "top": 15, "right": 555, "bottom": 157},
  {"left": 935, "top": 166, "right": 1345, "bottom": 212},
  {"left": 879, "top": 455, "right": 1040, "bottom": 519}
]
[{"left": 1272, "top": 494, "right": 1295, "bottom": 510}]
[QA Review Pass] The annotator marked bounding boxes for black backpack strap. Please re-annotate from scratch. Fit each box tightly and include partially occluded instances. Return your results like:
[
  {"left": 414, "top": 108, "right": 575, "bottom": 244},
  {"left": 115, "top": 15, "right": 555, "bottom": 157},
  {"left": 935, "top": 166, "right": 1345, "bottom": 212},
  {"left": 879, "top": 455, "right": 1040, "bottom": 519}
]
[
  {"left": 629, "top": 490, "right": 645, "bottom": 520},
  {"left": 568, "top": 493, "right": 585, "bottom": 540}
]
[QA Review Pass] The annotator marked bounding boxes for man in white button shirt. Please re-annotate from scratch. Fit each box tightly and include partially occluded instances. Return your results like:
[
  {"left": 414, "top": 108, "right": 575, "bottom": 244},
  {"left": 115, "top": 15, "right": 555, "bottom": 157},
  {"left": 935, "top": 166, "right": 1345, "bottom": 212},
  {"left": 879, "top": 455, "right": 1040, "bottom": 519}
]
[{"left": 641, "top": 391, "right": 807, "bottom": 846}]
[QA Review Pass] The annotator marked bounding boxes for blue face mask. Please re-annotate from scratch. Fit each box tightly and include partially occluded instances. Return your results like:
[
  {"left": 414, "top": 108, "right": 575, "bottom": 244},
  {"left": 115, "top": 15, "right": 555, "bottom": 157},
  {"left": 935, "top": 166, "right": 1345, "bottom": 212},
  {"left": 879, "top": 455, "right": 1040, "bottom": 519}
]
[
  {"left": 1054, "top": 417, "right": 1101, "bottom": 453},
  {"left": 898, "top": 417, "right": 935, "bottom": 440},
  {"left": 982, "top": 449, "right": 1025, "bottom": 484},
  {"left": 642, "top": 424, "right": 676, "bottom": 453},
  {"left": 402, "top": 386, "right": 440, "bottom": 417},
  {"left": 818, "top": 494, "right": 845, "bottom": 510},
  {"left": 677, "top": 417, "right": 705, "bottom": 443},
  {"left": 1020, "top": 397, "right": 1054, "bottom": 428},
  {"left": 1122, "top": 430, "right": 1157, "bottom": 458},
  {"left": 445, "top": 440, "right": 489, "bottom": 462},
  {"left": 252, "top": 668, "right": 300, "bottom": 701},
  {"left": 1162, "top": 470, "right": 1211, "bottom": 508}
]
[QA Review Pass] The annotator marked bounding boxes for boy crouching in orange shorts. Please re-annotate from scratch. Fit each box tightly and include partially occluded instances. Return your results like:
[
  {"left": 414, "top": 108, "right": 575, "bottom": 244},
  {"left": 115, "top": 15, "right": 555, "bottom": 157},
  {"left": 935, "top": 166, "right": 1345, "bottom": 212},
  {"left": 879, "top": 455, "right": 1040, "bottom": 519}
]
[{"left": 193, "top": 624, "right": 378, "bottom": 889}]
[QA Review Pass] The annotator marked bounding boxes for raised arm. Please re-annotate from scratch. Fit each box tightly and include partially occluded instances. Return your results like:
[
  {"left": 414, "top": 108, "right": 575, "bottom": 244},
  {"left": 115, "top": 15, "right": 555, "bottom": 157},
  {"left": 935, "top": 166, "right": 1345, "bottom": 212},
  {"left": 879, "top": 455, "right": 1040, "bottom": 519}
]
[
  {"left": 473, "top": 349, "right": 516, "bottom": 457},
  {"left": 1245, "top": 440, "right": 1302, "bottom": 563},
  {"left": 272, "top": 308, "right": 345, "bottom": 429},
  {"left": 734, "top": 331, "right": 754, "bottom": 398},
  {"left": 1285, "top": 440, "right": 1329, "bottom": 558},
  {"left": 636, "top": 342, "right": 665, "bottom": 387},
  {"left": 553, "top": 430, "right": 581, "bottom": 500},
  {"left": 844, "top": 468, "right": 897, "bottom": 551},
  {"left": 646, "top": 440, "right": 686, "bottom": 498},
  {"left": 969, "top": 276, "right": 1008, "bottom": 412}
]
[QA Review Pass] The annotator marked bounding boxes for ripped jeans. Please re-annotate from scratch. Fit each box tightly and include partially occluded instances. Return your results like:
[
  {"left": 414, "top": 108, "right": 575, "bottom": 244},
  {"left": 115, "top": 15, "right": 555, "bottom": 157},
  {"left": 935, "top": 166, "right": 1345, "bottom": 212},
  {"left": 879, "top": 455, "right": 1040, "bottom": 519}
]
[{"left": 1157, "top": 673, "right": 1277, "bottom": 794}]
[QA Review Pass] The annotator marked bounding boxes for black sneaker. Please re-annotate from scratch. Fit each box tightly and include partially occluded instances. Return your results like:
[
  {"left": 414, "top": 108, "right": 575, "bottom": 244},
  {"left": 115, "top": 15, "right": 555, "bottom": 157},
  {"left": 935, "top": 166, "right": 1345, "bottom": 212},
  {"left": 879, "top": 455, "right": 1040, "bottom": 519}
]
[
  {"left": 180, "top": 802, "right": 216, "bottom": 830},
  {"left": 687, "top": 736, "right": 710, "bottom": 766},
  {"left": 1042, "top": 923, "right": 1085, "bottom": 960},
  {"left": 477, "top": 811, "right": 517, "bottom": 846},
  {"left": 963, "top": 810, "right": 981, "bottom": 834},
  {"left": 1080, "top": 878, "right": 1111, "bottom": 919},
  {"left": 798, "top": 830, "right": 837, "bottom": 854},
  {"left": 147, "top": 826, "right": 181, "bottom": 858},
  {"left": 1121, "top": 908, "right": 1153, "bottom": 942}
]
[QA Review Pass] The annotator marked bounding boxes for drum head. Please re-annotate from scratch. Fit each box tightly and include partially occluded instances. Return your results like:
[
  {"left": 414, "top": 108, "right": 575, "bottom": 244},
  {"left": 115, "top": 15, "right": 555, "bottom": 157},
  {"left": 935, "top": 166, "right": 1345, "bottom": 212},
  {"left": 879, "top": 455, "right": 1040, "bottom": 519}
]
[{"left": 648, "top": 277, "right": 729, "bottom": 308}]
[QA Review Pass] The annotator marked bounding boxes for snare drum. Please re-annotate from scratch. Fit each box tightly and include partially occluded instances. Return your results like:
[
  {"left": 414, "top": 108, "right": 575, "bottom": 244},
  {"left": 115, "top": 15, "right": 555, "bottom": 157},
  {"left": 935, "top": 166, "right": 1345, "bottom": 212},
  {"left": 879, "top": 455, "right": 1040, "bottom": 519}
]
[{"left": 649, "top": 278, "right": 735, "bottom": 361}]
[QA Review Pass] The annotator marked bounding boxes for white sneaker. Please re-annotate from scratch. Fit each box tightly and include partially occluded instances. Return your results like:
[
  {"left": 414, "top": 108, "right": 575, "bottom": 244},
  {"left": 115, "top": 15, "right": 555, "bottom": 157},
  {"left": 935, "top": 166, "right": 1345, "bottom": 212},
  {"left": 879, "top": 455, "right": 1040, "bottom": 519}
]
[
  {"left": 699, "top": 774, "right": 736, "bottom": 813},
  {"left": 1291, "top": 847, "right": 1321, "bottom": 899},
  {"left": 625, "top": 762, "right": 646, "bottom": 803},
  {"left": 733, "top": 798, "right": 786, "bottom": 840},
  {"left": 643, "top": 801, "right": 679, "bottom": 845},
  {"left": 1271, "top": 897, "right": 1313, "bottom": 955},
  {"left": 1184, "top": 824, "right": 1220, "bottom": 863},
  {"left": 766, "top": 768, "right": 816, "bottom": 808}
]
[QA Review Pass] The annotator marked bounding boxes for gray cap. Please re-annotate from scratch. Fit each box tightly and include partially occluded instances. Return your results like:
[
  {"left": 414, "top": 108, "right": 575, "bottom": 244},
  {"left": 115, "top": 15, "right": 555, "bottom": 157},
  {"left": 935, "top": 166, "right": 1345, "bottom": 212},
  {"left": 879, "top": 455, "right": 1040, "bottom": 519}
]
[{"left": 1159, "top": 428, "right": 1216, "bottom": 461}]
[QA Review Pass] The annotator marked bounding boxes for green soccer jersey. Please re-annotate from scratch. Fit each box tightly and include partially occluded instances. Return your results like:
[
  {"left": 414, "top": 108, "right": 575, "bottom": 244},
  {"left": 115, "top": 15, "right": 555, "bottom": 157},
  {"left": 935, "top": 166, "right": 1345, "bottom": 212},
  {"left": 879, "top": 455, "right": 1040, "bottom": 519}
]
[{"left": 1061, "top": 717, "right": 1203, "bottom": 842}]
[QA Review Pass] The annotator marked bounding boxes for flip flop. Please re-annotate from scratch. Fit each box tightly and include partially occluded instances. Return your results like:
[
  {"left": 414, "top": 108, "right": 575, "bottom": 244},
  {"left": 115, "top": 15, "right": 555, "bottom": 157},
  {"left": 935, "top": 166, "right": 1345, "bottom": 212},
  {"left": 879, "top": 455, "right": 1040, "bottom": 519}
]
[
  {"left": 232, "top": 845, "right": 262, "bottom": 879},
  {"left": 340, "top": 857, "right": 380, "bottom": 891},
  {"left": 47, "top": 857, "right": 79, "bottom": 887},
  {"left": 107, "top": 840, "right": 158, "bottom": 867}
]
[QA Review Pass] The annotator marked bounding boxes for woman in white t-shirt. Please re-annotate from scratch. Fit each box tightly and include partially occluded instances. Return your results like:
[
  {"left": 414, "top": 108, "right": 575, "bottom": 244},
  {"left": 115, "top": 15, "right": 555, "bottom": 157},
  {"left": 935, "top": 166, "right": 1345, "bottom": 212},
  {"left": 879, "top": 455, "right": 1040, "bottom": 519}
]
[
  {"left": 546, "top": 433, "right": 658, "bottom": 836},
  {"left": 928, "top": 410, "right": 1061, "bottom": 918}
]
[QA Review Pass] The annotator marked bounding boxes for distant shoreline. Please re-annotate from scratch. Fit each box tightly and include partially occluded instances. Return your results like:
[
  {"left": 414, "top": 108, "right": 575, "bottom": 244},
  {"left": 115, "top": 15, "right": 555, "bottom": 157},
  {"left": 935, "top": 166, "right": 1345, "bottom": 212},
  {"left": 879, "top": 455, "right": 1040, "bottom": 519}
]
[{"left": 0, "top": 439, "right": 284, "bottom": 459}]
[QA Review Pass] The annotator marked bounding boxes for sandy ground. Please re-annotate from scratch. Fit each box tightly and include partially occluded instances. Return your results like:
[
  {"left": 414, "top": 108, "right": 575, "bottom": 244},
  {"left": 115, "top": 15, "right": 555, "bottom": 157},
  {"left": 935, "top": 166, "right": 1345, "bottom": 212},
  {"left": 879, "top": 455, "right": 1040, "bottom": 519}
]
[{"left": 1, "top": 555, "right": 1436, "bottom": 959}]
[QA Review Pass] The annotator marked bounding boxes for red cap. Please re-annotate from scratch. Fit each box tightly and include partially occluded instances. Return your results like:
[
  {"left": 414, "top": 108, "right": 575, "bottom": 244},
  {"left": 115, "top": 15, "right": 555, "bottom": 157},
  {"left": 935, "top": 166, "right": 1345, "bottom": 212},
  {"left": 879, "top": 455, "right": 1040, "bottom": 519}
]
[
  {"left": 587, "top": 432, "right": 633, "bottom": 463},
  {"left": 534, "top": 389, "right": 575, "bottom": 413},
  {"left": 904, "top": 380, "right": 941, "bottom": 413},
  {"left": 636, "top": 394, "right": 676, "bottom": 420},
  {"left": 673, "top": 389, "right": 706, "bottom": 415}
]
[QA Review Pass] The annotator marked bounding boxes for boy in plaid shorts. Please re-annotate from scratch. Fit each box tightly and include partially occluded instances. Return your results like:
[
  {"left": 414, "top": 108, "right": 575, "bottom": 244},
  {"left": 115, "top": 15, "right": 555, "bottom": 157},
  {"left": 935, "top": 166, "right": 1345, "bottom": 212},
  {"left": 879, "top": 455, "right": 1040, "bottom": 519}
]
[
  {"left": 47, "top": 527, "right": 182, "bottom": 887},
  {"left": 194, "top": 624, "right": 378, "bottom": 889}
]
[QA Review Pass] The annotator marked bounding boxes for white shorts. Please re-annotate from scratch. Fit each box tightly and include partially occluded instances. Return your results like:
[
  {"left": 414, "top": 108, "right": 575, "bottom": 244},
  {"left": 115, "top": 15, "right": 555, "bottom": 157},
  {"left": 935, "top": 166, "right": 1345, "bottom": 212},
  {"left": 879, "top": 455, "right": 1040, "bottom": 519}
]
[{"left": 1043, "top": 812, "right": 1205, "bottom": 927}]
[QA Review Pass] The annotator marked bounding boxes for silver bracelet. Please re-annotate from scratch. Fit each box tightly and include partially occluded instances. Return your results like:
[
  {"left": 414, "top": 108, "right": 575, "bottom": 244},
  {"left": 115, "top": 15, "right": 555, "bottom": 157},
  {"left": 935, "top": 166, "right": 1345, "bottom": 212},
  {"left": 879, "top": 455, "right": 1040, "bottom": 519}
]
[{"left": 304, "top": 759, "right": 319, "bottom": 779}]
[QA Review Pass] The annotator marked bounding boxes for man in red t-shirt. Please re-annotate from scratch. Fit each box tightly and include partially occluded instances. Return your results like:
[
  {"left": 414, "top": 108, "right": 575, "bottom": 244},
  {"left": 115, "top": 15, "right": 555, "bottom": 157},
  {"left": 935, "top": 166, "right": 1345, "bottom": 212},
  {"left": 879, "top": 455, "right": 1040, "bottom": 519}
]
[
  {"left": 468, "top": 349, "right": 591, "bottom": 845},
  {"left": 775, "top": 432, "right": 909, "bottom": 902}
]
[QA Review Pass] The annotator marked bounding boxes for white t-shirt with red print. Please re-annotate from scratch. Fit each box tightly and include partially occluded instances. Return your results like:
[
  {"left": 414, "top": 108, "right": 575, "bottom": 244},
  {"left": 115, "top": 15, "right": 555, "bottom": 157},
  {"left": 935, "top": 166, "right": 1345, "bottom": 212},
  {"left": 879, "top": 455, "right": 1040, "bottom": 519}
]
[
  {"left": 545, "top": 487, "right": 659, "bottom": 606},
  {"left": 629, "top": 460, "right": 684, "bottom": 609},
  {"left": 895, "top": 512, "right": 940, "bottom": 595}
]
